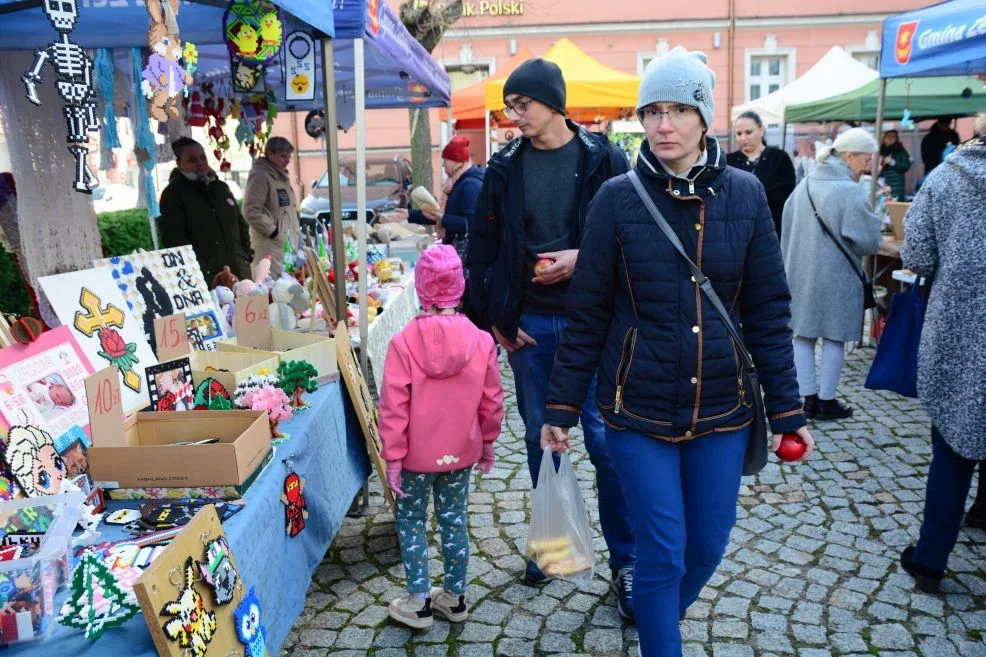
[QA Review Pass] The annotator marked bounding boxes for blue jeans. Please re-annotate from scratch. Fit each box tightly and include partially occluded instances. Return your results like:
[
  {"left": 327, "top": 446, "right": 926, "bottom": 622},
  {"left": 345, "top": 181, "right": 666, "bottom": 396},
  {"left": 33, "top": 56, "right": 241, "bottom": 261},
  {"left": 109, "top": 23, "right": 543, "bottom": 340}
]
[
  {"left": 915, "top": 426, "right": 977, "bottom": 573},
  {"left": 606, "top": 426, "right": 749, "bottom": 657},
  {"left": 506, "top": 313, "right": 635, "bottom": 574}
]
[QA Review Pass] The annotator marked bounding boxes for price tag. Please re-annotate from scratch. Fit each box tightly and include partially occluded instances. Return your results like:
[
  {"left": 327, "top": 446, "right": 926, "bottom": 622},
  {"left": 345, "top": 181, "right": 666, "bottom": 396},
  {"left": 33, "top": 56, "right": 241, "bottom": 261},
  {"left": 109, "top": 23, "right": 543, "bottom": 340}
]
[
  {"left": 153, "top": 313, "right": 190, "bottom": 361},
  {"left": 84, "top": 366, "right": 125, "bottom": 448},
  {"left": 234, "top": 295, "right": 273, "bottom": 350}
]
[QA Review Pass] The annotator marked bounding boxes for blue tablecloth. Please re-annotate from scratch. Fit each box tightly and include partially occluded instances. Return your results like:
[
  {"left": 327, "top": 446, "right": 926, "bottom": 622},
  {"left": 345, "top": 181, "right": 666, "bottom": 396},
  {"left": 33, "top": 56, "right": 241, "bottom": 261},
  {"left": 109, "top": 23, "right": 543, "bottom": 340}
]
[{"left": 15, "top": 380, "right": 370, "bottom": 657}]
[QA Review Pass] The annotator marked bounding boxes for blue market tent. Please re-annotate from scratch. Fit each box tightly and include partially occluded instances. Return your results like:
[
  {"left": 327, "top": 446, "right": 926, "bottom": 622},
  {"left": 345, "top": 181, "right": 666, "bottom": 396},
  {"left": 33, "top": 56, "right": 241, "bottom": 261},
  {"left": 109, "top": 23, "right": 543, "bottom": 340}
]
[
  {"left": 0, "top": 0, "right": 334, "bottom": 47},
  {"left": 879, "top": 0, "right": 986, "bottom": 78}
]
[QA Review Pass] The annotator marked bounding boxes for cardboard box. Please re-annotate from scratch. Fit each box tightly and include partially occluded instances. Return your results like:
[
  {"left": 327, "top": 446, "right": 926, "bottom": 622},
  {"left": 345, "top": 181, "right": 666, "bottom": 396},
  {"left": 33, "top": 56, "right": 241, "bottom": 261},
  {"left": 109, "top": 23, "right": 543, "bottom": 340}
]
[
  {"left": 887, "top": 201, "right": 910, "bottom": 241},
  {"left": 88, "top": 410, "right": 272, "bottom": 490},
  {"left": 189, "top": 350, "right": 279, "bottom": 394},
  {"left": 216, "top": 328, "right": 337, "bottom": 377}
]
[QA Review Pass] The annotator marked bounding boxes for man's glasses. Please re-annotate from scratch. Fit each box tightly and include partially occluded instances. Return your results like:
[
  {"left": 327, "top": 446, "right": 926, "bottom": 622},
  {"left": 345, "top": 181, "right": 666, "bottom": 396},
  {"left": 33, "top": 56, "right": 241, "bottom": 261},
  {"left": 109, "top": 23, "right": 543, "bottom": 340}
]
[{"left": 502, "top": 98, "right": 531, "bottom": 117}]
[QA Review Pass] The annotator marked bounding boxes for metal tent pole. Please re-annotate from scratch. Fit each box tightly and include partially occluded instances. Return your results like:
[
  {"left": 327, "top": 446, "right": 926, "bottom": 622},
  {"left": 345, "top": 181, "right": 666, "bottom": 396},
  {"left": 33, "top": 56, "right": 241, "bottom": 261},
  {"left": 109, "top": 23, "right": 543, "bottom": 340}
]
[
  {"left": 355, "top": 37, "right": 368, "bottom": 380},
  {"left": 321, "top": 38, "right": 348, "bottom": 324}
]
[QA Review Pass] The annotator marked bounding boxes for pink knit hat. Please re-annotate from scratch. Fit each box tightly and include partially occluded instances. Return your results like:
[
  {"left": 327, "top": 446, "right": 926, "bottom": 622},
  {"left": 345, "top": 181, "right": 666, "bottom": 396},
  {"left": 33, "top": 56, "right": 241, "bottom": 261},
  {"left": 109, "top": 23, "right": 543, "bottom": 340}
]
[{"left": 415, "top": 245, "right": 464, "bottom": 309}]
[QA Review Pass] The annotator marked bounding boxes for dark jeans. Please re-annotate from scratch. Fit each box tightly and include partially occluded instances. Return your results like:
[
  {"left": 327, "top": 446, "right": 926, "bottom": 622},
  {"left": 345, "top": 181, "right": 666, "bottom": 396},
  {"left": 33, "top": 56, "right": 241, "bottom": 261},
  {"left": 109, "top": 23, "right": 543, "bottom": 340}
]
[
  {"left": 506, "top": 313, "right": 635, "bottom": 574},
  {"left": 607, "top": 425, "right": 749, "bottom": 657},
  {"left": 915, "top": 426, "right": 978, "bottom": 572}
]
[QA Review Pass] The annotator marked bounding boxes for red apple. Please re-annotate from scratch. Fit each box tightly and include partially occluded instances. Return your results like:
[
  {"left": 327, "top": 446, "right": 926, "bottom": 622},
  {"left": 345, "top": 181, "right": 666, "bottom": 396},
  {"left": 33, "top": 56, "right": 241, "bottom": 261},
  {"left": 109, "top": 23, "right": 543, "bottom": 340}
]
[
  {"left": 534, "top": 258, "right": 554, "bottom": 277},
  {"left": 776, "top": 433, "right": 806, "bottom": 462}
]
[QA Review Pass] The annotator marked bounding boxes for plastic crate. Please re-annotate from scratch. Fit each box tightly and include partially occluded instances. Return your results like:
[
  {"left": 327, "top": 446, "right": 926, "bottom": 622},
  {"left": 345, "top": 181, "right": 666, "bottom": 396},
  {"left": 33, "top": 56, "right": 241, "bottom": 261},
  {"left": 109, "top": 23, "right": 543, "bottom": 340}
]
[{"left": 0, "top": 492, "right": 83, "bottom": 645}]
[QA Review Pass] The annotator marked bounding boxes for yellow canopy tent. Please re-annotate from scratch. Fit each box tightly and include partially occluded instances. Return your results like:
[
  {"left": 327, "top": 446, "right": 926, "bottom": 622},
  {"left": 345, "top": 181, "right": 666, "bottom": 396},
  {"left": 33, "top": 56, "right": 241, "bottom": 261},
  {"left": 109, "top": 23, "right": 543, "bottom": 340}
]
[
  {"left": 483, "top": 38, "right": 640, "bottom": 123},
  {"left": 440, "top": 47, "right": 535, "bottom": 130}
]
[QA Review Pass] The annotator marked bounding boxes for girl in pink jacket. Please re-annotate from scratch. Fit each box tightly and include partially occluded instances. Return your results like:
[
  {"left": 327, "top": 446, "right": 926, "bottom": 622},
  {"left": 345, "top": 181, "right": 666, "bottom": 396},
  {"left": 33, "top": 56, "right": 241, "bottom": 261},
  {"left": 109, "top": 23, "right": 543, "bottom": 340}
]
[{"left": 379, "top": 245, "right": 504, "bottom": 630}]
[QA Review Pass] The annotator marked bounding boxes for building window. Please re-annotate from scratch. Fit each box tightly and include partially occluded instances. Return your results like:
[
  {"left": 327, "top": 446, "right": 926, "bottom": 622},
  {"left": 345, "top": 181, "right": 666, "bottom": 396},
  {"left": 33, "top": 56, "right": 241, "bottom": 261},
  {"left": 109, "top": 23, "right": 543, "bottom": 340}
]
[
  {"left": 852, "top": 51, "right": 880, "bottom": 70},
  {"left": 748, "top": 55, "right": 787, "bottom": 102},
  {"left": 444, "top": 63, "right": 491, "bottom": 92}
]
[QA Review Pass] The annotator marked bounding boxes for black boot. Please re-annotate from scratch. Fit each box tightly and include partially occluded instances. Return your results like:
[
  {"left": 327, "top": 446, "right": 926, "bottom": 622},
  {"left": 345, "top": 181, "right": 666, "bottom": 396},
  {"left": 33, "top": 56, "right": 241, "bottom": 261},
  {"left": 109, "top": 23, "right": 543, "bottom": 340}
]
[
  {"left": 900, "top": 546, "right": 944, "bottom": 594},
  {"left": 814, "top": 397, "right": 853, "bottom": 421},
  {"left": 803, "top": 394, "right": 819, "bottom": 419},
  {"left": 966, "top": 462, "right": 986, "bottom": 529}
]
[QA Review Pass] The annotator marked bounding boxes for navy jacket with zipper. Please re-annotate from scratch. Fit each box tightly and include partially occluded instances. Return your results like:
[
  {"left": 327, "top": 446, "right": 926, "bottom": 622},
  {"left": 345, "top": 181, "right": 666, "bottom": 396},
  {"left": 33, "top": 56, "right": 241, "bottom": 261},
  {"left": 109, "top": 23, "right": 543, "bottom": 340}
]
[
  {"left": 543, "top": 137, "right": 806, "bottom": 441},
  {"left": 465, "top": 122, "right": 630, "bottom": 340},
  {"left": 409, "top": 165, "right": 485, "bottom": 245}
]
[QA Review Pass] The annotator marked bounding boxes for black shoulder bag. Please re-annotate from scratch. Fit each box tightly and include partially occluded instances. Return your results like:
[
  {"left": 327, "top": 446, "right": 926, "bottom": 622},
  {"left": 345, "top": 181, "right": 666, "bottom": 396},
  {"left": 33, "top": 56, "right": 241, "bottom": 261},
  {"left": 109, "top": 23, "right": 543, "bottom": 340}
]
[
  {"left": 805, "top": 179, "right": 877, "bottom": 309},
  {"left": 626, "top": 171, "right": 768, "bottom": 476}
]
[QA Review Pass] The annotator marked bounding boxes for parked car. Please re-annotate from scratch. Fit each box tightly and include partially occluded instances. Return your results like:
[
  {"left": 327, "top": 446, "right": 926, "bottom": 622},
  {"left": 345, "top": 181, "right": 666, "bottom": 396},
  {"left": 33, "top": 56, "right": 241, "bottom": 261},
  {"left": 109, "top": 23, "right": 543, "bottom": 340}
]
[{"left": 298, "top": 155, "right": 412, "bottom": 231}]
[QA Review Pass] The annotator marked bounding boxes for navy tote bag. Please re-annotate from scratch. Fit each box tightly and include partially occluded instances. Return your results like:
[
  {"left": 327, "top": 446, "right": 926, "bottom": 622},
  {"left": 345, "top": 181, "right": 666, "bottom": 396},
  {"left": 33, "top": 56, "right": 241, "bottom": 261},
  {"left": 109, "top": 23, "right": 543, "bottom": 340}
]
[{"left": 864, "top": 281, "right": 929, "bottom": 398}]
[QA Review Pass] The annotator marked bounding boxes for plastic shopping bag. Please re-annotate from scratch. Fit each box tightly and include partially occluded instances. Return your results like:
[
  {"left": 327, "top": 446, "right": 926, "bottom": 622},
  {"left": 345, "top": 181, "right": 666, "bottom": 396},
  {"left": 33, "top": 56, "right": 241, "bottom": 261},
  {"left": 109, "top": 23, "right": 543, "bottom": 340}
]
[{"left": 525, "top": 448, "right": 594, "bottom": 588}]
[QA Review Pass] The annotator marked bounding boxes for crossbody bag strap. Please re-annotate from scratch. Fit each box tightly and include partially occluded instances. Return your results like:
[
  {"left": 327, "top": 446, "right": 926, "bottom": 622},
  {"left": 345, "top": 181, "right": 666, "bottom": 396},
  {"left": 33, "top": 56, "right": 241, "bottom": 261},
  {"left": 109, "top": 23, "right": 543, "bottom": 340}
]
[
  {"left": 805, "top": 178, "right": 869, "bottom": 286},
  {"left": 625, "top": 171, "right": 755, "bottom": 373}
]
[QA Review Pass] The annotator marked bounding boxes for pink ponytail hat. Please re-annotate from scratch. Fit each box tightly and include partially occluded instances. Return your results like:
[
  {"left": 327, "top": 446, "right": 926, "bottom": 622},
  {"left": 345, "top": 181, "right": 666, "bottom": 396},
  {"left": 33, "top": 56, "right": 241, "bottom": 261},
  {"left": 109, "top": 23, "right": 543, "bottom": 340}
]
[{"left": 415, "top": 245, "right": 464, "bottom": 309}]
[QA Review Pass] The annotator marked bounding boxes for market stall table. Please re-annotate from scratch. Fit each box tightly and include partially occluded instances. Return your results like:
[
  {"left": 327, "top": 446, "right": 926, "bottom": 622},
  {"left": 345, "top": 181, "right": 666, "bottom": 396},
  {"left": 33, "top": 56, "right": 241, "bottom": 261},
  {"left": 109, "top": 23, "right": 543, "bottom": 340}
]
[{"left": 8, "top": 381, "right": 369, "bottom": 657}]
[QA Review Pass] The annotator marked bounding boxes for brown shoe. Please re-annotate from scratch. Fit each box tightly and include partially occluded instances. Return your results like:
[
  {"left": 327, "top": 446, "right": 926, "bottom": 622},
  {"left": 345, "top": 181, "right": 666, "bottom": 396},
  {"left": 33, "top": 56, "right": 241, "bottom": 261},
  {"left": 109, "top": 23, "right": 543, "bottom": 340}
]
[
  {"left": 388, "top": 594, "right": 433, "bottom": 629},
  {"left": 429, "top": 587, "right": 468, "bottom": 622}
]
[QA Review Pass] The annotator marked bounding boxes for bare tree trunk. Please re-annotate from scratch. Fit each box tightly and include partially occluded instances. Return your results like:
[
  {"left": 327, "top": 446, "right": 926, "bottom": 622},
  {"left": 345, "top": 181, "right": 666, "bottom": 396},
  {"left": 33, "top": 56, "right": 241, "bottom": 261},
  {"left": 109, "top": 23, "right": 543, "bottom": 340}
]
[
  {"left": 0, "top": 51, "right": 104, "bottom": 324},
  {"left": 400, "top": 1, "right": 464, "bottom": 194},
  {"left": 408, "top": 107, "right": 434, "bottom": 192}
]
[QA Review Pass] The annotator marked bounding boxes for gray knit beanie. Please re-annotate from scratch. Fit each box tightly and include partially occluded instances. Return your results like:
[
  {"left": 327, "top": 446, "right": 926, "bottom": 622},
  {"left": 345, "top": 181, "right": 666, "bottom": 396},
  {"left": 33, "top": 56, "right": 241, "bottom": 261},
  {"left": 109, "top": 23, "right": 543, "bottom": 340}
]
[{"left": 636, "top": 46, "right": 716, "bottom": 128}]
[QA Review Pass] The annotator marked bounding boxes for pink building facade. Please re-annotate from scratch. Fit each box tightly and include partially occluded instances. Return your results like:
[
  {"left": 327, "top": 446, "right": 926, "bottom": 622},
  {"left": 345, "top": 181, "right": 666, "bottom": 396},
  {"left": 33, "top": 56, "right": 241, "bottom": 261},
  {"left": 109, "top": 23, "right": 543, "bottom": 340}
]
[{"left": 274, "top": 0, "right": 933, "bottom": 200}]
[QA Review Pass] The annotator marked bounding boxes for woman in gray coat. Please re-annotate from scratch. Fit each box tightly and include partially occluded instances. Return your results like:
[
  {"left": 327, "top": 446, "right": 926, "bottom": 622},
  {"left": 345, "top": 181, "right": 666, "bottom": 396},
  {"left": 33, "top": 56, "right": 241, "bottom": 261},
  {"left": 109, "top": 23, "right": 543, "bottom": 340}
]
[
  {"left": 899, "top": 114, "right": 986, "bottom": 594},
  {"left": 781, "top": 128, "right": 883, "bottom": 421}
]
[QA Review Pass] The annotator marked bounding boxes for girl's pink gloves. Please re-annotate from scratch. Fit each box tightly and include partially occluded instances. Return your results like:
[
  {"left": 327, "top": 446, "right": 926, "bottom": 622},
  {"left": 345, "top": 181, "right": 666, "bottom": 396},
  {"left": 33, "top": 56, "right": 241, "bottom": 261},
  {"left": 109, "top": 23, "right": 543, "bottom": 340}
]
[
  {"left": 386, "top": 461, "right": 406, "bottom": 499},
  {"left": 475, "top": 443, "right": 496, "bottom": 475}
]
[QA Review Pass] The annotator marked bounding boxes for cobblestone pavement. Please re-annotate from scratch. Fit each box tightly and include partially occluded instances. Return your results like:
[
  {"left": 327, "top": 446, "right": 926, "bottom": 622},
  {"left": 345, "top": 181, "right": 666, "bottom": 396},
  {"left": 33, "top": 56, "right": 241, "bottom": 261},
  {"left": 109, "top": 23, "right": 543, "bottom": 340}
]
[{"left": 281, "top": 347, "right": 986, "bottom": 657}]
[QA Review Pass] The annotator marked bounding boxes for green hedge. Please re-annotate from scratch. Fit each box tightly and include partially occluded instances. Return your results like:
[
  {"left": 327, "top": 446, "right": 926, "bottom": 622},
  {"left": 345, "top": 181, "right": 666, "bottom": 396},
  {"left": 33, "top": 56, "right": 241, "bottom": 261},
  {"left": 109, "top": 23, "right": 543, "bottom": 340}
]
[{"left": 0, "top": 209, "right": 158, "bottom": 316}]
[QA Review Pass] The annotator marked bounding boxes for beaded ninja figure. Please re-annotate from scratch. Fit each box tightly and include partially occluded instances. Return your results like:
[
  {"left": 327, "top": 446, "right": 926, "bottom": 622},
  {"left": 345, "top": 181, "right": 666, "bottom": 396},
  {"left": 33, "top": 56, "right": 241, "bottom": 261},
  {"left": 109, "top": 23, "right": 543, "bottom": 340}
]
[
  {"left": 280, "top": 472, "right": 308, "bottom": 537},
  {"left": 22, "top": 0, "right": 100, "bottom": 194}
]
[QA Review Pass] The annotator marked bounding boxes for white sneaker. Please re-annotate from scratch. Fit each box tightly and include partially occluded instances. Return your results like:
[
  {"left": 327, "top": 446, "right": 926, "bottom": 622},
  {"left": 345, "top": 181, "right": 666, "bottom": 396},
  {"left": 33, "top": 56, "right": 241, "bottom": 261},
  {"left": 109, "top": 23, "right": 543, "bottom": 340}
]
[
  {"left": 388, "top": 594, "right": 433, "bottom": 629},
  {"left": 429, "top": 586, "right": 469, "bottom": 622}
]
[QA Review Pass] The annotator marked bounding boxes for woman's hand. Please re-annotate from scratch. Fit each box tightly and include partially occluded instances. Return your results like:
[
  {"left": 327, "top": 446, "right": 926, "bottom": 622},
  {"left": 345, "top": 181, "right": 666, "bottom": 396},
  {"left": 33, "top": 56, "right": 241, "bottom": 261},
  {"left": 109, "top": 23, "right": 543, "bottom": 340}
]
[
  {"left": 492, "top": 326, "right": 537, "bottom": 353},
  {"left": 541, "top": 424, "right": 571, "bottom": 452},
  {"left": 378, "top": 208, "right": 408, "bottom": 224},
  {"left": 771, "top": 426, "right": 815, "bottom": 462},
  {"left": 422, "top": 206, "right": 443, "bottom": 222}
]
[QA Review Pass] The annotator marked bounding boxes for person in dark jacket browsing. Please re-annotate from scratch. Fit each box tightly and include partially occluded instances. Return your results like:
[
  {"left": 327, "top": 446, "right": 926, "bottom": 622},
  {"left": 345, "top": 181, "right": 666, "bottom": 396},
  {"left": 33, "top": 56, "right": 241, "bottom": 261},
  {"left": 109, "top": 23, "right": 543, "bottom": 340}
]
[
  {"left": 539, "top": 47, "right": 815, "bottom": 656},
  {"left": 464, "top": 58, "right": 637, "bottom": 620}
]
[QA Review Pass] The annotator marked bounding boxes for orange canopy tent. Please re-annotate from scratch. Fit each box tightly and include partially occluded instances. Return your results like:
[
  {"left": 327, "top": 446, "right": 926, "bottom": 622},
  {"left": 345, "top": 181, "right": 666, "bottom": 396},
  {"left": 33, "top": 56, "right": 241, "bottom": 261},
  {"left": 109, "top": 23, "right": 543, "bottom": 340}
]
[
  {"left": 484, "top": 38, "right": 640, "bottom": 124},
  {"left": 440, "top": 47, "right": 535, "bottom": 130}
]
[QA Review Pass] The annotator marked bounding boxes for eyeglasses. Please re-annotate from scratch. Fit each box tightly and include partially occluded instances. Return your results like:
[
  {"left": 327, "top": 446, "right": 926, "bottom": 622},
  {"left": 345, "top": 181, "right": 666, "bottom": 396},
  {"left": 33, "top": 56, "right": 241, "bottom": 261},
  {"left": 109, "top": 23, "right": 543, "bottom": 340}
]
[
  {"left": 502, "top": 98, "right": 531, "bottom": 117},
  {"left": 638, "top": 105, "right": 699, "bottom": 126}
]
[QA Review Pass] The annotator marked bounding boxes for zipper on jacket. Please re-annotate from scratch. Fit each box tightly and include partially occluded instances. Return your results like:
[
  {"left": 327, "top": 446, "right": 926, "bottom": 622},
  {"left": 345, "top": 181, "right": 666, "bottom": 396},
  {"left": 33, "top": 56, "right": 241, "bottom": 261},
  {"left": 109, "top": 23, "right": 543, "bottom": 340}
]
[{"left": 613, "top": 327, "right": 638, "bottom": 415}]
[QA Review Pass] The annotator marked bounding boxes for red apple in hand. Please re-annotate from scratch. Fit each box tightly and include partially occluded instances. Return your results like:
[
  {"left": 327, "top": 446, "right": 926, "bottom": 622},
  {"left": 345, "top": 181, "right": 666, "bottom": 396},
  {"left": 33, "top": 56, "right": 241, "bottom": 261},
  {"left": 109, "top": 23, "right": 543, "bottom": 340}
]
[
  {"left": 776, "top": 433, "right": 806, "bottom": 462},
  {"left": 534, "top": 258, "right": 554, "bottom": 277}
]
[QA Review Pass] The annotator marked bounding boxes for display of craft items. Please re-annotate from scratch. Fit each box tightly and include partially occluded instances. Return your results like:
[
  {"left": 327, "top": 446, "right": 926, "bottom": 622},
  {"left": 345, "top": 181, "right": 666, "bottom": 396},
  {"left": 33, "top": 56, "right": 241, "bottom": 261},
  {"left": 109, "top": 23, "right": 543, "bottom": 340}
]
[
  {"left": 140, "top": 0, "right": 192, "bottom": 122},
  {"left": 276, "top": 360, "right": 318, "bottom": 410},
  {"left": 269, "top": 278, "right": 310, "bottom": 331},
  {"left": 213, "top": 286, "right": 236, "bottom": 334},
  {"left": 160, "top": 557, "right": 217, "bottom": 657},
  {"left": 234, "top": 586, "right": 267, "bottom": 657},
  {"left": 238, "top": 384, "right": 291, "bottom": 439},
  {"left": 224, "top": 0, "right": 283, "bottom": 64},
  {"left": 193, "top": 378, "right": 231, "bottom": 410},
  {"left": 184, "top": 82, "right": 232, "bottom": 171},
  {"left": 231, "top": 91, "right": 278, "bottom": 157},
  {"left": 211, "top": 265, "right": 239, "bottom": 290},
  {"left": 232, "top": 372, "right": 280, "bottom": 407},
  {"left": 22, "top": 0, "right": 100, "bottom": 193},
  {"left": 372, "top": 259, "right": 394, "bottom": 283},
  {"left": 59, "top": 552, "right": 140, "bottom": 640}
]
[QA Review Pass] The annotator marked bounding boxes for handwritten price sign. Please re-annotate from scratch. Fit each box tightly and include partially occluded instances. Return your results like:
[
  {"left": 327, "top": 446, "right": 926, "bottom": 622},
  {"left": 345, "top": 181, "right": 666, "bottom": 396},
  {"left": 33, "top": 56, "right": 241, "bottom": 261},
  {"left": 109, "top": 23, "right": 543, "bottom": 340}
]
[
  {"left": 154, "top": 313, "right": 190, "bottom": 361},
  {"left": 235, "top": 295, "right": 273, "bottom": 350},
  {"left": 84, "top": 366, "right": 126, "bottom": 447}
]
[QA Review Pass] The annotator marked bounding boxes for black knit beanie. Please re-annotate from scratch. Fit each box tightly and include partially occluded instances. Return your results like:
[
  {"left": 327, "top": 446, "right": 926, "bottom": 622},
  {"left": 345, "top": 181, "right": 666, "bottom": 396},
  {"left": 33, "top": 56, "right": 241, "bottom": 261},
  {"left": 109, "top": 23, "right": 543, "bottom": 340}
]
[{"left": 503, "top": 59, "right": 567, "bottom": 115}]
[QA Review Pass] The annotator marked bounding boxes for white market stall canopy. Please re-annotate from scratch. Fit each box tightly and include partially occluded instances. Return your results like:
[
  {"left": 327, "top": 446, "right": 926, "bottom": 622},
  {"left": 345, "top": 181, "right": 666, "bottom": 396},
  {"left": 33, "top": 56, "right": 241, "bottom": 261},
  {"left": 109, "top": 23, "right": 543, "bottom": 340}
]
[{"left": 731, "top": 46, "right": 878, "bottom": 124}]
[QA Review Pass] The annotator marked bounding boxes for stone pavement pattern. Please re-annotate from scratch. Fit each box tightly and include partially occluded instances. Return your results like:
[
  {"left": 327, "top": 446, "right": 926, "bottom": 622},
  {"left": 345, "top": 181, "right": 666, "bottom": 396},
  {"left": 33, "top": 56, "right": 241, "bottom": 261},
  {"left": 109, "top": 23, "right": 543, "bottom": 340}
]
[{"left": 280, "top": 347, "right": 986, "bottom": 656}]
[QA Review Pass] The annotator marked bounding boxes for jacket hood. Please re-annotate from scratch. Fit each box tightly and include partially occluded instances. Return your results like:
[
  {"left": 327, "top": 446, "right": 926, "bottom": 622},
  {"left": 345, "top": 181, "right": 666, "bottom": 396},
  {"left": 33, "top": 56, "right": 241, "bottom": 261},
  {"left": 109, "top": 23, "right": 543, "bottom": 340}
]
[
  {"left": 940, "top": 135, "right": 986, "bottom": 188},
  {"left": 403, "top": 314, "right": 480, "bottom": 379},
  {"left": 810, "top": 155, "right": 855, "bottom": 182},
  {"left": 457, "top": 165, "right": 485, "bottom": 184},
  {"left": 635, "top": 135, "right": 726, "bottom": 197},
  {"left": 251, "top": 156, "right": 289, "bottom": 182},
  {"left": 487, "top": 120, "right": 610, "bottom": 176}
]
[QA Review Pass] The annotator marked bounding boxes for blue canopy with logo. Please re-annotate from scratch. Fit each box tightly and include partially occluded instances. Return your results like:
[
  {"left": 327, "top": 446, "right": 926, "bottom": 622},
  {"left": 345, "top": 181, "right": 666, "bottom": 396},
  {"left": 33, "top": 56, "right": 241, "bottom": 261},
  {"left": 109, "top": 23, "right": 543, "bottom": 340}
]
[{"left": 879, "top": 0, "right": 986, "bottom": 78}]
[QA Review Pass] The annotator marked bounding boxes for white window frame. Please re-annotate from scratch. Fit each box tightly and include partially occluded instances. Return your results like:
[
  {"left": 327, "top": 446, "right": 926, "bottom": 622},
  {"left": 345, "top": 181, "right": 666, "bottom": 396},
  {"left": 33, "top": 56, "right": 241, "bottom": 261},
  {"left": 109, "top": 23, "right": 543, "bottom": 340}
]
[
  {"left": 743, "top": 47, "right": 797, "bottom": 106},
  {"left": 440, "top": 57, "right": 496, "bottom": 80},
  {"left": 846, "top": 46, "right": 880, "bottom": 70}
]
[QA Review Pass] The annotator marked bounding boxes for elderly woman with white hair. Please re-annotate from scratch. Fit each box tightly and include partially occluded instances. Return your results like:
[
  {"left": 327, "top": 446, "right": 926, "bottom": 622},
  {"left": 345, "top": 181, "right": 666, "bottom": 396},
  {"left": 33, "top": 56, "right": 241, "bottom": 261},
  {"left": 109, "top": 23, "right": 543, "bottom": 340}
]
[
  {"left": 244, "top": 136, "right": 300, "bottom": 277},
  {"left": 781, "top": 128, "right": 884, "bottom": 421}
]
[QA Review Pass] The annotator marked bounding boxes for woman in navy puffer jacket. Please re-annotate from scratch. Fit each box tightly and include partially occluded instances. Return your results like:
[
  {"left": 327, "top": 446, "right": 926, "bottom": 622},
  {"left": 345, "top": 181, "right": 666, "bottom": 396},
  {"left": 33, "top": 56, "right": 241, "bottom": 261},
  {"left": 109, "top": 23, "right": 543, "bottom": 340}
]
[{"left": 541, "top": 47, "right": 815, "bottom": 657}]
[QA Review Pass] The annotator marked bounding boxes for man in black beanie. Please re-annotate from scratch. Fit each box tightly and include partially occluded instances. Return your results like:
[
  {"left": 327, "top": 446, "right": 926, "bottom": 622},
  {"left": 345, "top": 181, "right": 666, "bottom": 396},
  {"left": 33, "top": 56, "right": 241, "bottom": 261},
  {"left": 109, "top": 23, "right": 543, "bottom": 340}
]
[{"left": 464, "top": 58, "right": 637, "bottom": 621}]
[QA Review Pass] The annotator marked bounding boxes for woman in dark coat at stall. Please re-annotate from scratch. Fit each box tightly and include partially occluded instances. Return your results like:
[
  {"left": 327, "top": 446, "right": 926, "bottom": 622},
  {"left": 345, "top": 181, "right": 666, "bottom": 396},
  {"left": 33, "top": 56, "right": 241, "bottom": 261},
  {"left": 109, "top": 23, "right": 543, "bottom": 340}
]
[
  {"left": 539, "top": 48, "right": 814, "bottom": 656},
  {"left": 727, "top": 111, "right": 796, "bottom": 238},
  {"left": 879, "top": 129, "right": 912, "bottom": 200}
]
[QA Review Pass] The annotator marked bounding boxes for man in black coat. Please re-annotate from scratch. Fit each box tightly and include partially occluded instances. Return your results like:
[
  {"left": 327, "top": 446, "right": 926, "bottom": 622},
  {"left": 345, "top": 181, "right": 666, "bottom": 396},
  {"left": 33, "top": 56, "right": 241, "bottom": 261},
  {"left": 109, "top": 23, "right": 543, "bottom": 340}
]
[{"left": 464, "top": 59, "right": 637, "bottom": 620}]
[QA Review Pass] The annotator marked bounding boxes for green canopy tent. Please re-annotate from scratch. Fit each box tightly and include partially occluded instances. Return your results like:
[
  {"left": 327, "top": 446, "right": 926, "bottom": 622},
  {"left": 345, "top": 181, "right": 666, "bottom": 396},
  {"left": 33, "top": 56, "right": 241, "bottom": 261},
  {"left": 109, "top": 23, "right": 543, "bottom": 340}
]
[{"left": 785, "top": 75, "right": 986, "bottom": 123}]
